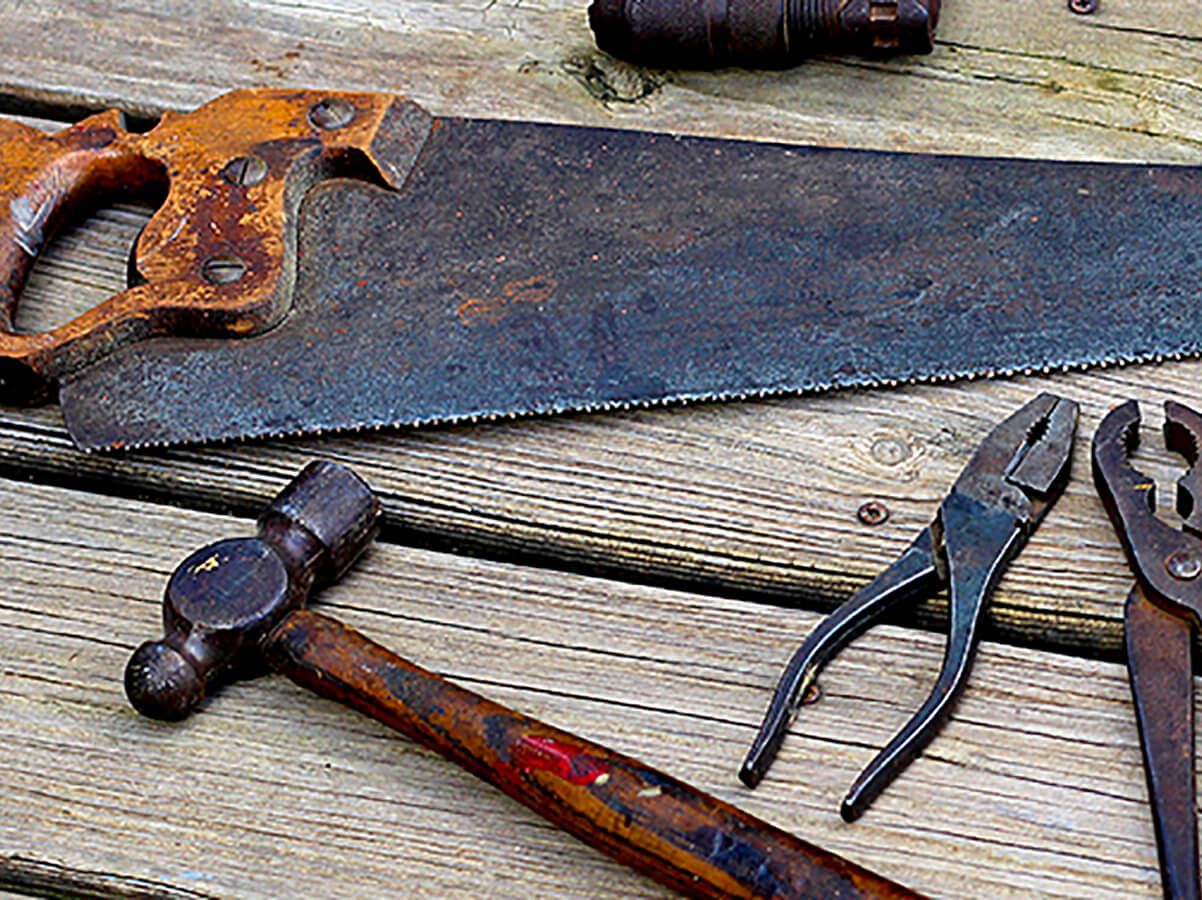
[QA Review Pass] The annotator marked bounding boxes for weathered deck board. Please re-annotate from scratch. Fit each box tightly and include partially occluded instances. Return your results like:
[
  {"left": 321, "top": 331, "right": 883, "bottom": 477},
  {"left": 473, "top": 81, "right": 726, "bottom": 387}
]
[
  {"left": 0, "top": 1, "right": 1198, "bottom": 163},
  {"left": 0, "top": 368, "right": 1167, "bottom": 657},
  {"left": 0, "top": 477, "right": 1177, "bottom": 898}
]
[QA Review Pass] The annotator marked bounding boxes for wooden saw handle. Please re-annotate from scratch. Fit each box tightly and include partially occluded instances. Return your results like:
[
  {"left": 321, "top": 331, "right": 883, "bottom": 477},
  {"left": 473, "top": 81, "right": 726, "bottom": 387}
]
[
  {"left": 265, "top": 609, "right": 927, "bottom": 900},
  {"left": 0, "top": 88, "right": 432, "bottom": 402}
]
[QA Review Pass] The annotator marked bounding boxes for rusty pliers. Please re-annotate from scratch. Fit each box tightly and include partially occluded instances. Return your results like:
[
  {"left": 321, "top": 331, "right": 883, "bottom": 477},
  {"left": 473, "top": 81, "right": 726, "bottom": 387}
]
[
  {"left": 741, "top": 393, "right": 1078, "bottom": 820},
  {"left": 1093, "top": 399, "right": 1202, "bottom": 900}
]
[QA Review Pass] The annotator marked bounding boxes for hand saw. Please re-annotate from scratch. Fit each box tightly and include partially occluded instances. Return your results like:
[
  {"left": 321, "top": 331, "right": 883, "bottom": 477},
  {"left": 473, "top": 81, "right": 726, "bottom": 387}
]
[{"left": 0, "top": 88, "right": 1199, "bottom": 451}]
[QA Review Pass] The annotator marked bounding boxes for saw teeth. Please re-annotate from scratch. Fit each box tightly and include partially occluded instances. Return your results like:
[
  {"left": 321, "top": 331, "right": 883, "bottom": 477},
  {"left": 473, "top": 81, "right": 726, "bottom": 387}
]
[{"left": 77, "top": 343, "right": 1174, "bottom": 454}]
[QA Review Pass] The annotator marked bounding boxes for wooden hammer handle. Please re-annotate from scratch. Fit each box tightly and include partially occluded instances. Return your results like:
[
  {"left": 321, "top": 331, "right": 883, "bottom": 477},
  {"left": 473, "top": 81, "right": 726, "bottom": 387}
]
[{"left": 264, "top": 609, "right": 926, "bottom": 900}]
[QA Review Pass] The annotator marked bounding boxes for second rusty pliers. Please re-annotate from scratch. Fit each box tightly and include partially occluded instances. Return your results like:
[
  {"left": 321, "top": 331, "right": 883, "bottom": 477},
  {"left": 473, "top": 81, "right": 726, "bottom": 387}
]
[
  {"left": 740, "top": 393, "right": 1078, "bottom": 820},
  {"left": 1093, "top": 399, "right": 1202, "bottom": 900}
]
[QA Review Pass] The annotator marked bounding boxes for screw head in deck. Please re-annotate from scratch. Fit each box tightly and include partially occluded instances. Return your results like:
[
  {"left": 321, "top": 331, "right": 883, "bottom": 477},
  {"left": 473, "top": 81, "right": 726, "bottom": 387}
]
[{"left": 857, "top": 501, "right": 891, "bottom": 527}]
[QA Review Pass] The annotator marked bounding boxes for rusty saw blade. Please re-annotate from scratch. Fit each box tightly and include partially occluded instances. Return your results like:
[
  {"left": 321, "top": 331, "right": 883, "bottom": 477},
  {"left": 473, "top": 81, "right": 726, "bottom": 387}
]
[{"left": 35, "top": 94, "right": 1202, "bottom": 450}]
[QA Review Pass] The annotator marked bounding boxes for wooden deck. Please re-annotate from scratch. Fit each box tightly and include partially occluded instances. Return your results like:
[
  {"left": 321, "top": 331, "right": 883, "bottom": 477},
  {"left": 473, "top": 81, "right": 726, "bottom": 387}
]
[{"left": 1, "top": 1, "right": 1200, "bottom": 897}]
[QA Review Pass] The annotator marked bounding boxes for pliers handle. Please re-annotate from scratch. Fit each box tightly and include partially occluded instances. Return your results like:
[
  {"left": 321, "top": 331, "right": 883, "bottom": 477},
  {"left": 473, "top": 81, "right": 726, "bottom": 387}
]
[{"left": 741, "top": 527, "right": 942, "bottom": 819}]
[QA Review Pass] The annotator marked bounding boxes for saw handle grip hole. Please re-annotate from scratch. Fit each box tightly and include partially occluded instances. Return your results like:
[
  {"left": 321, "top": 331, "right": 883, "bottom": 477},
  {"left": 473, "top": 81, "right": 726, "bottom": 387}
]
[
  {"left": 4, "top": 150, "right": 168, "bottom": 338},
  {"left": 16, "top": 194, "right": 164, "bottom": 336},
  {"left": 0, "top": 128, "right": 168, "bottom": 403}
]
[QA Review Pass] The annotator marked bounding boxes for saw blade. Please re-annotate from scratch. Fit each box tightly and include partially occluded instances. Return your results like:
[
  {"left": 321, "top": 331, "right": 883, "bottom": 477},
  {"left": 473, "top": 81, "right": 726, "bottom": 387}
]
[{"left": 62, "top": 117, "right": 1202, "bottom": 450}]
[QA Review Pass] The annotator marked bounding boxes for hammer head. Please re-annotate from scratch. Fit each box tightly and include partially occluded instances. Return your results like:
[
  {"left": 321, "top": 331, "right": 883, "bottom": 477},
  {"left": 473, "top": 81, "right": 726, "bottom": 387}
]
[{"left": 125, "top": 460, "right": 381, "bottom": 720}]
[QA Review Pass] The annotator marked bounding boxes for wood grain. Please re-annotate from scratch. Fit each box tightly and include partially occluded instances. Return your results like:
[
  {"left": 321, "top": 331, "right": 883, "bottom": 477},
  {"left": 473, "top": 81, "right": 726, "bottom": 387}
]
[
  {"left": 0, "top": 1, "right": 1197, "bottom": 163},
  {"left": 0, "top": 477, "right": 1179, "bottom": 899}
]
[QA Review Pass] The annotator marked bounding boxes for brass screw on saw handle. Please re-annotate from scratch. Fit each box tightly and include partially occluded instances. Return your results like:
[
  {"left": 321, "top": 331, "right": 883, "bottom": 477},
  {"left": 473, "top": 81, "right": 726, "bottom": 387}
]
[{"left": 124, "top": 460, "right": 926, "bottom": 900}]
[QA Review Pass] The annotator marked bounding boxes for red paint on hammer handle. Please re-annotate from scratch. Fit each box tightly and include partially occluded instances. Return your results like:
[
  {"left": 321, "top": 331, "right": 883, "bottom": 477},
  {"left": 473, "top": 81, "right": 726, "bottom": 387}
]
[{"left": 512, "top": 734, "right": 610, "bottom": 785}]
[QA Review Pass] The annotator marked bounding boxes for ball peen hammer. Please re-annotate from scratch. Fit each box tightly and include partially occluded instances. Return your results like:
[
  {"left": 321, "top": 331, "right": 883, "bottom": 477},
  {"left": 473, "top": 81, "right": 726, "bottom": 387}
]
[{"left": 125, "top": 460, "right": 925, "bottom": 900}]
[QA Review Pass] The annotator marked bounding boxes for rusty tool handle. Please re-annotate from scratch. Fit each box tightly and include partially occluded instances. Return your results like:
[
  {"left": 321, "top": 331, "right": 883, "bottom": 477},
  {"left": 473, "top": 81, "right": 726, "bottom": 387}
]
[
  {"left": 264, "top": 608, "right": 926, "bottom": 900},
  {"left": 0, "top": 89, "right": 431, "bottom": 403},
  {"left": 589, "top": 0, "right": 939, "bottom": 68},
  {"left": 1126, "top": 587, "right": 1200, "bottom": 900}
]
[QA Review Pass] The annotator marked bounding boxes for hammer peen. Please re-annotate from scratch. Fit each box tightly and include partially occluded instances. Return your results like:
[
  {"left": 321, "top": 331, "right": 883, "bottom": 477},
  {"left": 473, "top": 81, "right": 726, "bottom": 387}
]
[{"left": 125, "top": 460, "right": 925, "bottom": 900}]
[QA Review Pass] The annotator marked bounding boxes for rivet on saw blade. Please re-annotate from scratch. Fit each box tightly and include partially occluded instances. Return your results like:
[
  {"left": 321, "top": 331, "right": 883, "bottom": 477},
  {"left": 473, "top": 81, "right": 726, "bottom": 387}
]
[{"left": 1165, "top": 549, "right": 1202, "bottom": 581}]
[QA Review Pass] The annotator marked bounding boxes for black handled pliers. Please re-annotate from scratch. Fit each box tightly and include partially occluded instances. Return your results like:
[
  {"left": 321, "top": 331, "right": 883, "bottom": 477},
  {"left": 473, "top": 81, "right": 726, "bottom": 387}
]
[
  {"left": 740, "top": 392, "right": 1078, "bottom": 821},
  {"left": 1093, "top": 399, "right": 1202, "bottom": 900}
]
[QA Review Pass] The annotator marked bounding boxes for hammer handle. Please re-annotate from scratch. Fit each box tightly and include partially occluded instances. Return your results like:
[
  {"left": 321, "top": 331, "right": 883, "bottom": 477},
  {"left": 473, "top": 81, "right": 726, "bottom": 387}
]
[{"left": 264, "top": 609, "right": 925, "bottom": 900}]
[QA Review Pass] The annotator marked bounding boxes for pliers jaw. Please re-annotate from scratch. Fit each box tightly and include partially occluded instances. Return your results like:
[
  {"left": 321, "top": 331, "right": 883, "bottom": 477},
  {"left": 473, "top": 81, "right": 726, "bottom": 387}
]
[
  {"left": 741, "top": 393, "right": 1077, "bottom": 820},
  {"left": 950, "top": 390, "right": 1078, "bottom": 533},
  {"left": 1093, "top": 399, "right": 1202, "bottom": 626},
  {"left": 1166, "top": 401, "right": 1202, "bottom": 538}
]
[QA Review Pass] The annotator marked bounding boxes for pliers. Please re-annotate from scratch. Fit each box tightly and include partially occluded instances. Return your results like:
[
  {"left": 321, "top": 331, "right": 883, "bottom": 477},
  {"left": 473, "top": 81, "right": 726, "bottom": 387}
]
[
  {"left": 740, "top": 392, "right": 1078, "bottom": 820},
  {"left": 1093, "top": 399, "right": 1202, "bottom": 900}
]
